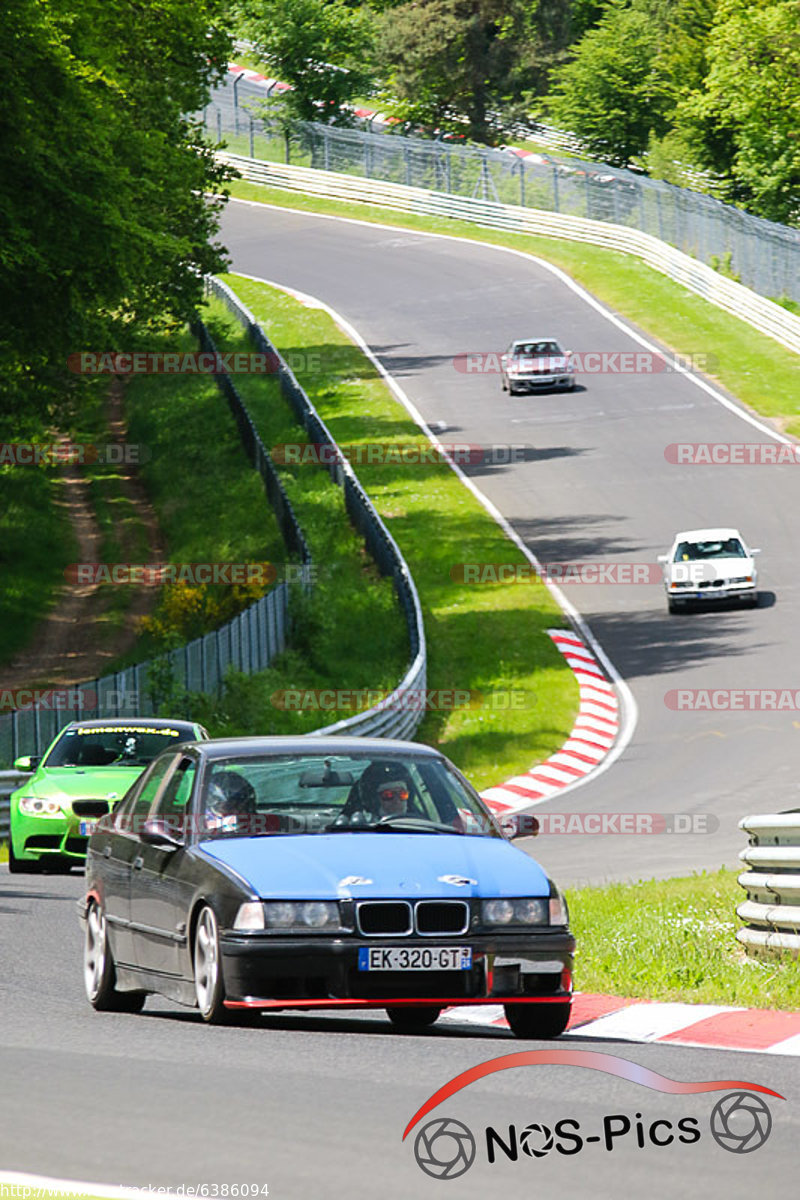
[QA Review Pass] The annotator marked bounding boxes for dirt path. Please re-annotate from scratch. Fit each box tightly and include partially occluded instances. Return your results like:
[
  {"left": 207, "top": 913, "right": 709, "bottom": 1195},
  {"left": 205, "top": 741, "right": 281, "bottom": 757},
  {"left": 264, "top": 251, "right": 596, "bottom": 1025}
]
[{"left": 0, "top": 381, "right": 164, "bottom": 692}]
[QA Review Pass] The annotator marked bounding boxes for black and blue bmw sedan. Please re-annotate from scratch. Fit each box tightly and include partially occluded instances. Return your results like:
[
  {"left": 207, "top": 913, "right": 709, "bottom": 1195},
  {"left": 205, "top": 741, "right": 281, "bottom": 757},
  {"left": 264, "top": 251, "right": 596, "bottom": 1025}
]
[{"left": 79, "top": 736, "right": 574, "bottom": 1036}]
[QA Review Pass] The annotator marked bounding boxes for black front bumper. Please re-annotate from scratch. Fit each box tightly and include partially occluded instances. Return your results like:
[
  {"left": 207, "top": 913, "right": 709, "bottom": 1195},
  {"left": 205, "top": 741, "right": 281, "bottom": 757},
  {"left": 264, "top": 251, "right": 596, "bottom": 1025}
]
[{"left": 219, "top": 931, "right": 574, "bottom": 1009}]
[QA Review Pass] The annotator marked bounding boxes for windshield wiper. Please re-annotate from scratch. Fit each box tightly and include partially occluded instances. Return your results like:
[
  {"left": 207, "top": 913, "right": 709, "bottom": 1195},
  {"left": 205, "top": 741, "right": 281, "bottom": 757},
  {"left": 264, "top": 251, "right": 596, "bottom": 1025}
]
[{"left": 326, "top": 818, "right": 462, "bottom": 834}]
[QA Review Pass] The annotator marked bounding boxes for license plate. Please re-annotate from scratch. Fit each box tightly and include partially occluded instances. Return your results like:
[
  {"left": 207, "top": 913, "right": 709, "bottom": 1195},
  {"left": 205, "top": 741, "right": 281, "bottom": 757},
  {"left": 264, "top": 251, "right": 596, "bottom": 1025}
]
[
  {"left": 79, "top": 820, "right": 97, "bottom": 836},
  {"left": 358, "top": 946, "right": 472, "bottom": 972}
]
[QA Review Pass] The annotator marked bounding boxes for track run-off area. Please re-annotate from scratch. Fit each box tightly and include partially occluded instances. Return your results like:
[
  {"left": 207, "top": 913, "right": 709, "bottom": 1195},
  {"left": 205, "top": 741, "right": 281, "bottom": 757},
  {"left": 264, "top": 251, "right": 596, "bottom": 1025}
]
[{"left": 3, "top": 200, "right": 799, "bottom": 1199}]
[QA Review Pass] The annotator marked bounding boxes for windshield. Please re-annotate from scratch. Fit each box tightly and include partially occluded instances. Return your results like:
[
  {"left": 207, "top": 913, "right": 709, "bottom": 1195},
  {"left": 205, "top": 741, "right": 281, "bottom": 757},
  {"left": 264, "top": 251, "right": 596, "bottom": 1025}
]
[
  {"left": 513, "top": 341, "right": 561, "bottom": 357},
  {"left": 198, "top": 753, "right": 502, "bottom": 839},
  {"left": 674, "top": 538, "right": 746, "bottom": 561},
  {"left": 45, "top": 725, "right": 195, "bottom": 768}
]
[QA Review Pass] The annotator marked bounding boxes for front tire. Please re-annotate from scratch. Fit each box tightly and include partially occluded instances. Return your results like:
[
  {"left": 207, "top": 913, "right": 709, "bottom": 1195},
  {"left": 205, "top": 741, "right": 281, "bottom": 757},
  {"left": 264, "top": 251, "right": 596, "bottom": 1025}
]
[
  {"left": 194, "top": 905, "right": 229, "bottom": 1023},
  {"left": 504, "top": 1001, "right": 571, "bottom": 1039},
  {"left": 84, "top": 900, "right": 146, "bottom": 1012},
  {"left": 8, "top": 840, "right": 43, "bottom": 874},
  {"left": 385, "top": 1006, "right": 442, "bottom": 1031}
]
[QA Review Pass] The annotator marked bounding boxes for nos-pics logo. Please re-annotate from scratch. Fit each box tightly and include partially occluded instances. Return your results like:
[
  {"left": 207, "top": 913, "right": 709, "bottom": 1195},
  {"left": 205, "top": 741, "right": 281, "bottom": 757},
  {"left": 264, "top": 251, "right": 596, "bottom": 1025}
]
[{"left": 404, "top": 1050, "right": 783, "bottom": 1179}]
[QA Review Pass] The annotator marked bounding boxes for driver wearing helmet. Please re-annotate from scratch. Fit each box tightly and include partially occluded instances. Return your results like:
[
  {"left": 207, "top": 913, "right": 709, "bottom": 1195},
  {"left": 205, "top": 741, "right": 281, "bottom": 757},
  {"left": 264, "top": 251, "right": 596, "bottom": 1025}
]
[
  {"left": 204, "top": 769, "right": 257, "bottom": 833},
  {"left": 374, "top": 778, "right": 410, "bottom": 818}
]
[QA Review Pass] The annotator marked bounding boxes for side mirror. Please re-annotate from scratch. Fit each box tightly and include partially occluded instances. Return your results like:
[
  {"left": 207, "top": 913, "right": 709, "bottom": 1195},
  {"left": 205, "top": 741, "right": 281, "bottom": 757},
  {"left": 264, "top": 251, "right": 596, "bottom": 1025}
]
[
  {"left": 656, "top": 554, "right": 669, "bottom": 564},
  {"left": 13, "top": 755, "right": 41, "bottom": 772},
  {"left": 499, "top": 813, "right": 539, "bottom": 839},
  {"left": 750, "top": 548, "right": 761, "bottom": 555},
  {"left": 141, "top": 818, "right": 183, "bottom": 849}
]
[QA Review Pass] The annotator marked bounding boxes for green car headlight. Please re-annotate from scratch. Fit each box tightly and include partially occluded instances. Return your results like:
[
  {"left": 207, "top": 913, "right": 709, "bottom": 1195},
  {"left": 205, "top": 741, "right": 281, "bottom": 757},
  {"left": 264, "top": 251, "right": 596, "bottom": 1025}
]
[
  {"left": 481, "top": 898, "right": 549, "bottom": 926},
  {"left": 262, "top": 900, "right": 342, "bottom": 932},
  {"left": 18, "top": 796, "right": 63, "bottom": 817}
]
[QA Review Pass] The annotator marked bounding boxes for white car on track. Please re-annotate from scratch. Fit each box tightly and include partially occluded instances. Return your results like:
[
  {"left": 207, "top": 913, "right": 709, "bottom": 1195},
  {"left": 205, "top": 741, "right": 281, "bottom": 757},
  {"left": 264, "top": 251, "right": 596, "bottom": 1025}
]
[
  {"left": 500, "top": 338, "right": 576, "bottom": 394},
  {"left": 658, "top": 527, "right": 760, "bottom": 613}
]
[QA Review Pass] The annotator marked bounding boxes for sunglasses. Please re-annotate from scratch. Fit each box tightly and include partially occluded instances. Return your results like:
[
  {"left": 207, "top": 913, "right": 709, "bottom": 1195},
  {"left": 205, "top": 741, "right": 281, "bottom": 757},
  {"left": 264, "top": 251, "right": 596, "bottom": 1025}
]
[{"left": 379, "top": 785, "right": 409, "bottom": 801}]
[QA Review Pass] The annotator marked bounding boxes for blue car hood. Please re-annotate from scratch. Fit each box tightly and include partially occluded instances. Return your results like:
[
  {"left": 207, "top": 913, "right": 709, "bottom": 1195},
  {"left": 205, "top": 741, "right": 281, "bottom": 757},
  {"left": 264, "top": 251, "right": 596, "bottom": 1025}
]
[{"left": 196, "top": 833, "right": 550, "bottom": 899}]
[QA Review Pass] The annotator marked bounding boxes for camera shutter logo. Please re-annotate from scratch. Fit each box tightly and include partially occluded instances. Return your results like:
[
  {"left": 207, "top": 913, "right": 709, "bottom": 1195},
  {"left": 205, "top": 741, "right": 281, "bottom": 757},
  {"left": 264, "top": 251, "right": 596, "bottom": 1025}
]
[
  {"left": 520, "top": 1122, "right": 554, "bottom": 1158},
  {"left": 414, "top": 1117, "right": 476, "bottom": 1179},
  {"left": 710, "top": 1092, "right": 772, "bottom": 1153}
]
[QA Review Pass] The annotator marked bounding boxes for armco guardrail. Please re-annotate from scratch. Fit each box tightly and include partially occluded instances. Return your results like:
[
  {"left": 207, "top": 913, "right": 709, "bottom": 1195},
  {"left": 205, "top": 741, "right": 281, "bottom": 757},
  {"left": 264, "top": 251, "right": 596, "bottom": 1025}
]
[
  {"left": 737, "top": 812, "right": 800, "bottom": 956},
  {"left": 0, "top": 772, "right": 30, "bottom": 841},
  {"left": 207, "top": 275, "right": 427, "bottom": 740},
  {"left": 219, "top": 153, "right": 800, "bottom": 357}
]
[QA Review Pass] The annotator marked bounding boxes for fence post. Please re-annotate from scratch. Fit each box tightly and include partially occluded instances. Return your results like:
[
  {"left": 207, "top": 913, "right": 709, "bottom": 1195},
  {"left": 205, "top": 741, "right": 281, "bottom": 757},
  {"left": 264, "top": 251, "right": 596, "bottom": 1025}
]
[
  {"left": 232, "top": 72, "right": 244, "bottom": 136},
  {"left": 249, "top": 115, "right": 255, "bottom": 158}
]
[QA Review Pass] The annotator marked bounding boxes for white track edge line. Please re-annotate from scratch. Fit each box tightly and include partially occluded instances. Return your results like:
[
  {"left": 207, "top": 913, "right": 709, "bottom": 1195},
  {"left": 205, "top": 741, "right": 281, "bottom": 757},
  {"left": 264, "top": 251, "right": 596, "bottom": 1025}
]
[{"left": 227, "top": 264, "right": 639, "bottom": 794}]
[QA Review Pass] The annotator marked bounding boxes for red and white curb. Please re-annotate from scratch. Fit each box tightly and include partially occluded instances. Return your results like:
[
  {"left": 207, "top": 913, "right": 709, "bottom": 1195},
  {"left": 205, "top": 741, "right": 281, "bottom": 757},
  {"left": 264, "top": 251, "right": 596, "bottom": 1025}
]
[
  {"left": 226, "top": 62, "right": 397, "bottom": 127},
  {"left": 481, "top": 629, "right": 619, "bottom": 814},
  {"left": 440, "top": 993, "right": 800, "bottom": 1055}
]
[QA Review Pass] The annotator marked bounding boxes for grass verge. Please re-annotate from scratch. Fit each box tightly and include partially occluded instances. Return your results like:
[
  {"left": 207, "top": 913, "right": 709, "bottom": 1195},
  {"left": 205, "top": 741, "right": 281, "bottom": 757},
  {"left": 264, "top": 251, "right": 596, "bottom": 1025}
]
[
  {"left": 103, "top": 320, "right": 287, "bottom": 676},
  {"left": 567, "top": 868, "right": 800, "bottom": 1011},
  {"left": 226, "top": 179, "right": 800, "bottom": 436},
  {"left": 176, "top": 294, "right": 408, "bottom": 736},
  {"left": 221, "top": 274, "right": 577, "bottom": 789}
]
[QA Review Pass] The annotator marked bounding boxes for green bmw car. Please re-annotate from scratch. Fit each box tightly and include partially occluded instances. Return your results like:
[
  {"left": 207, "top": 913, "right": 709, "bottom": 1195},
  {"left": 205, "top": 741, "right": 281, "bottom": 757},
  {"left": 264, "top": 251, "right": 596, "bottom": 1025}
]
[{"left": 8, "top": 718, "right": 208, "bottom": 873}]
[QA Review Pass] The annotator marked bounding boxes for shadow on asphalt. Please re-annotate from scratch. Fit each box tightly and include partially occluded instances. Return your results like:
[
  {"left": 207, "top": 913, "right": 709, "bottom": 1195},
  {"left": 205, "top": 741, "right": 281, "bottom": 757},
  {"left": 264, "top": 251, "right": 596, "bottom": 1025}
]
[{"left": 582, "top": 605, "right": 770, "bottom": 681}]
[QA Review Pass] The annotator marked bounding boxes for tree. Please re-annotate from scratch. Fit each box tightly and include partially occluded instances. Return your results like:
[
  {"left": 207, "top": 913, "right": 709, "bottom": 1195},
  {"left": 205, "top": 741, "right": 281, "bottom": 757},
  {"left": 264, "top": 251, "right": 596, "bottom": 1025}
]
[
  {"left": 237, "top": 0, "right": 375, "bottom": 125},
  {"left": 676, "top": 0, "right": 800, "bottom": 222},
  {"left": 0, "top": 0, "right": 234, "bottom": 421},
  {"left": 377, "top": 0, "right": 533, "bottom": 143},
  {"left": 546, "top": 1, "right": 673, "bottom": 165}
]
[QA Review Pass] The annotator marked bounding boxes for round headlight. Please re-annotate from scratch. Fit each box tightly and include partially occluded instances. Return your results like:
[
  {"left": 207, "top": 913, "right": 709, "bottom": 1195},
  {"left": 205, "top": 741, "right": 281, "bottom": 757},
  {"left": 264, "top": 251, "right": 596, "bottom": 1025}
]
[
  {"left": 513, "top": 899, "right": 548, "bottom": 924},
  {"left": 18, "top": 796, "right": 62, "bottom": 817},
  {"left": 264, "top": 902, "right": 297, "bottom": 928},
  {"left": 483, "top": 899, "right": 515, "bottom": 924},
  {"left": 301, "top": 901, "right": 338, "bottom": 928}
]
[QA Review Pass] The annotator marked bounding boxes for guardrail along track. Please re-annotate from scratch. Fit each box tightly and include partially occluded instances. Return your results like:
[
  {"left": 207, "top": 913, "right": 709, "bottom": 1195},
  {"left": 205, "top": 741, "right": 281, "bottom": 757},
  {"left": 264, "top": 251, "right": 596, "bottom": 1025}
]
[
  {"left": 737, "top": 812, "right": 800, "bottom": 956},
  {"left": 220, "top": 153, "right": 800, "bottom": 356}
]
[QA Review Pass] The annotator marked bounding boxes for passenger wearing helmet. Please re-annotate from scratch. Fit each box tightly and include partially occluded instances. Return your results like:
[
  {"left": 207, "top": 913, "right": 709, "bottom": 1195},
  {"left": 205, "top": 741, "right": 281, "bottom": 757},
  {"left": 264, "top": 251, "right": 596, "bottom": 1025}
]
[{"left": 204, "top": 769, "right": 257, "bottom": 833}]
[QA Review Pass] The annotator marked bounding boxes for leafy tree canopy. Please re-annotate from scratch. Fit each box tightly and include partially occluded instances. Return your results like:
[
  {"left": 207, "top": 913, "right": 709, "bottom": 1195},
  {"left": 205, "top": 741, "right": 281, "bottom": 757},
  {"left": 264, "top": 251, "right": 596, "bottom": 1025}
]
[
  {"left": 0, "top": 0, "right": 233, "bottom": 421},
  {"left": 237, "top": 0, "right": 376, "bottom": 124}
]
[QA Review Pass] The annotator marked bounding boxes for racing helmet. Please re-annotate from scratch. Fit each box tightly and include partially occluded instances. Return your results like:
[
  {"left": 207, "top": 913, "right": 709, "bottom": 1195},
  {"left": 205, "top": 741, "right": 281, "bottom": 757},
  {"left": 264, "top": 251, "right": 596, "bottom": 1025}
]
[{"left": 205, "top": 769, "right": 257, "bottom": 819}]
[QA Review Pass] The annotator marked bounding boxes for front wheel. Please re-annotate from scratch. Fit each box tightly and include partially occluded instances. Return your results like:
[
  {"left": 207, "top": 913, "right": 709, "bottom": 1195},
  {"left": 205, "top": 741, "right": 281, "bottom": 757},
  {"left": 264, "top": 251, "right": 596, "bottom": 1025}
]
[
  {"left": 504, "top": 1001, "right": 571, "bottom": 1039},
  {"left": 84, "top": 900, "right": 146, "bottom": 1012},
  {"left": 385, "top": 1006, "right": 442, "bottom": 1031},
  {"left": 194, "top": 905, "right": 229, "bottom": 1023},
  {"left": 8, "top": 840, "right": 42, "bottom": 874}
]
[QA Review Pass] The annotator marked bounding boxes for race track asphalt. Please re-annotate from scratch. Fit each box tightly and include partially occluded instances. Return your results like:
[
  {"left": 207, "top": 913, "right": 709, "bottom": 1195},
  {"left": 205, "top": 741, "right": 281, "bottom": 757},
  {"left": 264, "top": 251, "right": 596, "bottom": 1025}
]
[
  {"left": 1, "top": 870, "right": 795, "bottom": 1198},
  {"left": 219, "top": 200, "right": 800, "bottom": 886}
]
